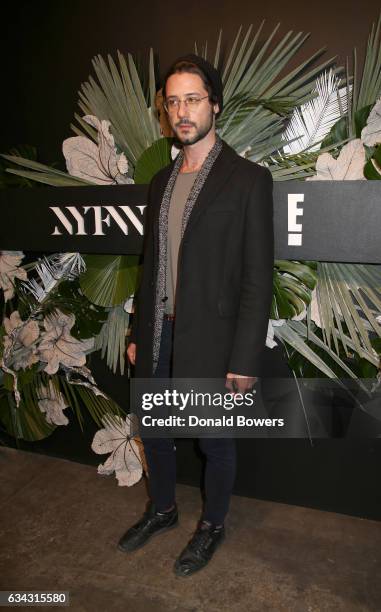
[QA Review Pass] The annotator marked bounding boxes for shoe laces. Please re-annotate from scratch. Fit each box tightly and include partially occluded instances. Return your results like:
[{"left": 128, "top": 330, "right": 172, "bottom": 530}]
[{"left": 188, "top": 524, "right": 215, "bottom": 555}]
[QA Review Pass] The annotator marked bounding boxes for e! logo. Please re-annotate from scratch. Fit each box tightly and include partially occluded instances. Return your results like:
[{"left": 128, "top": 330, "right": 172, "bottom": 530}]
[{"left": 288, "top": 194, "right": 304, "bottom": 246}]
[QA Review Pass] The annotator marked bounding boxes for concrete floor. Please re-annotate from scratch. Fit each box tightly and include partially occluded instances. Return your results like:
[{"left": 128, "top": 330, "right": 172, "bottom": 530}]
[{"left": 0, "top": 447, "right": 380, "bottom": 612}]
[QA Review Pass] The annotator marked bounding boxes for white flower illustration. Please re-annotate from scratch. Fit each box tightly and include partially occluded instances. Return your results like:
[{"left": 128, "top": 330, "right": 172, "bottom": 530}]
[
  {"left": 0, "top": 251, "right": 28, "bottom": 302},
  {"left": 63, "top": 115, "right": 134, "bottom": 185},
  {"left": 91, "top": 414, "right": 144, "bottom": 486},
  {"left": 3, "top": 310, "right": 40, "bottom": 370},
  {"left": 37, "top": 380, "right": 69, "bottom": 426},
  {"left": 307, "top": 139, "right": 366, "bottom": 181},
  {"left": 38, "top": 309, "right": 94, "bottom": 374}
]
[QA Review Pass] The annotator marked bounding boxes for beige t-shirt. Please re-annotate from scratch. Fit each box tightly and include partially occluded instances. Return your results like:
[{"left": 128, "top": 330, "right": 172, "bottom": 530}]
[{"left": 165, "top": 170, "right": 199, "bottom": 315}]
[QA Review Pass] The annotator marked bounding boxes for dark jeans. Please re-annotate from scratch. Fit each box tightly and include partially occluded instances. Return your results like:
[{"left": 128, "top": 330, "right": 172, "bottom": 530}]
[{"left": 141, "top": 318, "right": 236, "bottom": 526}]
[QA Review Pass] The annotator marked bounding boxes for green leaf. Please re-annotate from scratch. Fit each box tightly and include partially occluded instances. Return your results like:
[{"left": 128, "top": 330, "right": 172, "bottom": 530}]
[
  {"left": 2, "top": 373, "right": 14, "bottom": 392},
  {"left": 354, "top": 104, "right": 373, "bottom": 137},
  {"left": 76, "top": 50, "right": 161, "bottom": 172},
  {"left": 357, "top": 358, "right": 378, "bottom": 378},
  {"left": 320, "top": 115, "right": 348, "bottom": 149},
  {"left": 134, "top": 137, "right": 172, "bottom": 184},
  {"left": 288, "top": 322, "right": 377, "bottom": 378},
  {"left": 320, "top": 105, "right": 372, "bottom": 149},
  {"left": 315, "top": 262, "right": 381, "bottom": 366},
  {"left": 371, "top": 337, "right": 381, "bottom": 355},
  {"left": 272, "top": 260, "right": 317, "bottom": 319},
  {"left": 58, "top": 374, "right": 124, "bottom": 430},
  {"left": 0, "top": 145, "right": 38, "bottom": 189},
  {"left": 0, "top": 385, "right": 56, "bottom": 441},
  {"left": 364, "top": 158, "right": 381, "bottom": 179},
  {"left": 1, "top": 154, "right": 91, "bottom": 185},
  {"left": 364, "top": 144, "right": 381, "bottom": 179},
  {"left": 53, "top": 280, "right": 108, "bottom": 338},
  {"left": 79, "top": 255, "right": 140, "bottom": 307},
  {"left": 94, "top": 305, "right": 130, "bottom": 374},
  {"left": 16, "top": 363, "right": 40, "bottom": 387}
]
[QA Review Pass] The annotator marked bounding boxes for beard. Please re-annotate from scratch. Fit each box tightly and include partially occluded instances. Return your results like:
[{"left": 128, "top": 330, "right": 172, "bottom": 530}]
[{"left": 172, "top": 108, "right": 215, "bottom": 145}]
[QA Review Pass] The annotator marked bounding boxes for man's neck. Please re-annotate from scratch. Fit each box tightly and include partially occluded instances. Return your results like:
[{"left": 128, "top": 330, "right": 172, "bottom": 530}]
[{"left": 181, "top": 131, "right": 217, "bottom": 173}]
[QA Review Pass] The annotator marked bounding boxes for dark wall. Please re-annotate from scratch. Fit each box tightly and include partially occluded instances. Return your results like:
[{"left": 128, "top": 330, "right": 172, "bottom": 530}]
[{"left": 1, "top": 0, "right": 379, "bottom": 161}]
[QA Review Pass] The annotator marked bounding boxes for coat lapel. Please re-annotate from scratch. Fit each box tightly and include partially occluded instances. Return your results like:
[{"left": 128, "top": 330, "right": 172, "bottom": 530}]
[
  {"left": 151, "top": 162, "right": 174, "bottom": 256},
  {"left": 151, "top": 139, "right": 239, "bottom": 245},
  {"left": 182, "top": 141, "right": 239, "bottom": 238}
]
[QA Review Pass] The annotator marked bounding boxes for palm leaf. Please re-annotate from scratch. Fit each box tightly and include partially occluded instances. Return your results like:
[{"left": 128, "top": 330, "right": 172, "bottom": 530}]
[
  {"left": 57, "top": 374, "right": 124, "bottom": 430},
  {"left": 79, "top": 255, "right": 140, "bottom": 307},
  {"left": 275, "top": 320, "right": 373, "bottom": 396},
  {"left": 356, "top": 15, "right": 381, "bottom": 111},
  {"left": 0, "top": 367, "right": 123, "bottom": 441},
  {"left": 266, "top": 138, "right": 348, "bottom": 181},
  {"left": 210, "top": 23, "right": 336, "bottom": 121},
  {"left": 0, "top": 145, "right": 38, "bottom": 189},
  {"left": 315, "top": 262, "right": 381, "bottom": 365},
  {"left": 134, "top": 137, "right": 172, "bottom": 184},
  {"left": 273, "top": 320, "right": 350, "bottom": 378},
  {"left": 274, "top": 322, "right": 376, "bottom": 417},
  {"left": 197, "top": 24, "right": 336, "bottom": 161},
  {"left": 76, "top": 50, "right": 160, "bottom": 170},
  {"left": 1, "top": 154, "right": 91, "bottom": 187},
  {"left": 0, "top": 380, "right": 56, "bottom": 441},
  {"left": 322, "top": 15, "right": 381, "bottom": 147},
  {"left": 272, "top": 260, "right": 317, "bottom": 319},
  {"left": 282, "top": 69, "right": 349, "bottom": 154},
  {"left": 94, "top": 304, "right": 130, "bottom": 374}
]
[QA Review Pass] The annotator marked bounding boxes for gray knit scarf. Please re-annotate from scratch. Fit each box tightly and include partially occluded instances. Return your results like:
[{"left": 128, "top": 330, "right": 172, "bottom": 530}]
[{"left": 152, "top": 135, "right": 223, "bottom": 373}]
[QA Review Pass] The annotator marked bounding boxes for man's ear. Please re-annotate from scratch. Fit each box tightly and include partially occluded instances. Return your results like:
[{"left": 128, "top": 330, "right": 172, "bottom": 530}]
[{"left": 213, "top": 102, "right": 220, "bottom": 115}]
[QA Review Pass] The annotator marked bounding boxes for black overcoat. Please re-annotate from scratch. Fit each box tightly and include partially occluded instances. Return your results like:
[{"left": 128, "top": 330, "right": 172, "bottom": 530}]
[{"left": 130, "top": 139, "right": 274, "bottom": 379}]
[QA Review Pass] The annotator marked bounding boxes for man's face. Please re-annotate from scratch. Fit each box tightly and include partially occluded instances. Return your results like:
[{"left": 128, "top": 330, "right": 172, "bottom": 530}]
[{"left": 165, "top": 72, "right": 219, "bottom": 145}]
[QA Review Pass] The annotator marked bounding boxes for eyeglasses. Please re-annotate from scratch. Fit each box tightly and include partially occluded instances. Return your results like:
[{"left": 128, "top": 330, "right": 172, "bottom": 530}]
[{"left": 163, "top": 95, "right": 209, "bottom": 113}]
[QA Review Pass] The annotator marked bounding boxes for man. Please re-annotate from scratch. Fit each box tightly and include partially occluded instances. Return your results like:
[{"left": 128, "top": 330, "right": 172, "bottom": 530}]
[{"left": 118, "top": 55, "right": 274, "bottom": 576}]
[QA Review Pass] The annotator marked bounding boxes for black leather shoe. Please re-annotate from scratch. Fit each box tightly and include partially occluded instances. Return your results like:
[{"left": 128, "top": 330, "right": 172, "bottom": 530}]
[
  {"left": 174, "top": 521, "right": 225, "bottom": 577},
  {"left": 118, "top": 501, "right": 178, "bottom": 552}
]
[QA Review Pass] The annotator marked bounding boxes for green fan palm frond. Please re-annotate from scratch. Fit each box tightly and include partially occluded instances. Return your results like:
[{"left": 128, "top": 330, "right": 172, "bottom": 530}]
[
  {"left": 315, "top": 262, "right": 381, "bottom": 366},
  {"left": 273, "top": 319, "right": 355, "bottom": 378},
  {"left": 219, "top": 104, "right": 286, "bottom": 160},
  {"left": 0, "top": 374, "right": 56, "bottom": 441},
  {"left": 197, "top": 23, "right": 336, "bottom": 161},
  {"left": 0, "top": 369, "right": 123, "bottom": 441},
  {"left": 1, "top": 154, "right": 91, "bottom": 187},
  {"left": 274, "top": 320, "right": 375, "bottom": 410},
  {"left": 59, "top": 376, "right": 124, "bottom": 431},
  {"left": 0, "top": 145, "right": 38, "bottom": 189},
  {"left": 273, "top": 320, "right": 379, "bottom": 419},
  {"left": 75, "top": 49, "right": 161, "bottom": 169},
  {"left": 355, "top": 14, "right": 381, "bottom": 113},
  {"left": 79, "top": 255, "right": 140, "bottom": 308},
  {"left": 322, "top": 14, "right": 381, "bottom": 147},
  {"left": 94, "top": 304, "right": 130, "bottom": 375},
  {"left": 266, "top": 152, "right": 320, "bottom": 181},
  {"left": 134, "top": 137, "right": 173, "bottom": 184},
  {"left": 265, "top": 138, "right": 348, "bottom": 180}
]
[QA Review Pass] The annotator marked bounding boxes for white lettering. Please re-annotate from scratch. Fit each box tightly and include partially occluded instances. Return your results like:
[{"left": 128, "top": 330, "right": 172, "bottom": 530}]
[
  {"left": 288, "top": 193, "right": 304, "bottom": 246},
  {"left": 50, "top": 206, "right": 88, "bottom": 236}
]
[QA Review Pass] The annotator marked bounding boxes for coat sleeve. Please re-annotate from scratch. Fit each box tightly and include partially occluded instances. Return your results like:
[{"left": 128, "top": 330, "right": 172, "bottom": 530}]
[
  {"left": 227, "top": 166, "right": 274, "bottom": 376},
  {"left": 128, "top": 178, "right": 156, "bottom": 345}
]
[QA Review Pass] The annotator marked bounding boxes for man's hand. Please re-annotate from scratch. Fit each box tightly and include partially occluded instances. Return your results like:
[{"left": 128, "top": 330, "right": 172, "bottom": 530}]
[
  {"left": 225, "top": 372, "right": 257, "bottom": 394},
  {"left": 127, "top": 342, "right": 136, "bottom": 366}
]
